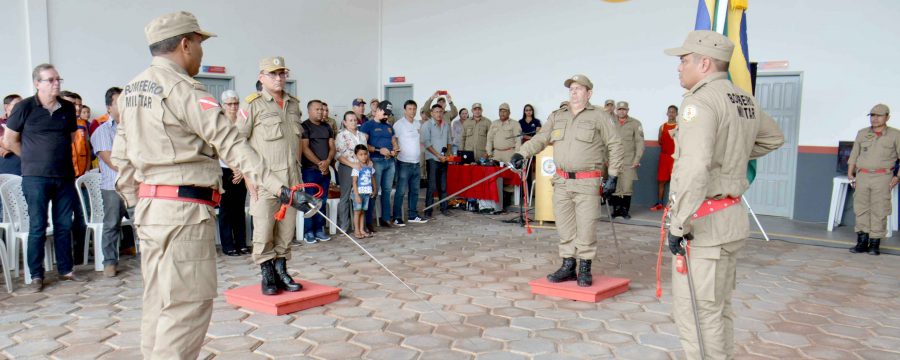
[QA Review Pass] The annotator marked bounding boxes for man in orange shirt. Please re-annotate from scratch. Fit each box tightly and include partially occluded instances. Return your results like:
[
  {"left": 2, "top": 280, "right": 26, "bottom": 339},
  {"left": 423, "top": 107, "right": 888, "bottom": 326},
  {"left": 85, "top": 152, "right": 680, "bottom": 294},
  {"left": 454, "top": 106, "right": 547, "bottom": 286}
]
[{"left": 651, "top": 105, "right": 678, "bottom": 211}]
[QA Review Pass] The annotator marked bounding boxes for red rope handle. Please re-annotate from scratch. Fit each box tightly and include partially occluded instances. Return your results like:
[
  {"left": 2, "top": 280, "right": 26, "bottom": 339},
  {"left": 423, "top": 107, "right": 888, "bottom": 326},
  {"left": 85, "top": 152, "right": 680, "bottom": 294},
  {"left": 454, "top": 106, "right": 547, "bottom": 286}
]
[
  {"left": 656, "top": 207, "right": 669, "bottom": 298},
  {"left": 274, "top": 183, "right": 324, "bottom": 221}
]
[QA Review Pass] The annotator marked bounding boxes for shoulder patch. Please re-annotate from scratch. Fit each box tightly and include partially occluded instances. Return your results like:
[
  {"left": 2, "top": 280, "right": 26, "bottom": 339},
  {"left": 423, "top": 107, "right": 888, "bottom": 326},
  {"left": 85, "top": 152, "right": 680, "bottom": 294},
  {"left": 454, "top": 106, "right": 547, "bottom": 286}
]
[
  {"left": 198, "top": 97, "right": 220, "bottom": 111},
  {"left": 245, "top": 92, "right": 261, "bottom": 103},
  {"left": 682, "top": 105, "right": 698, "bottom": 123}
]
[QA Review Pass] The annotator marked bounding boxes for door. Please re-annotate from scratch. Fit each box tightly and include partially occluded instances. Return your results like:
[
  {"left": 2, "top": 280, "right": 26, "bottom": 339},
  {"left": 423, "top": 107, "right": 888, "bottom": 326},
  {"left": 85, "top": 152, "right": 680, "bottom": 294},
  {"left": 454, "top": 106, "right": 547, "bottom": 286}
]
[
  {"left": 195, "top": 76, "right": 234, "bottom": 102},
  {"left": 385, "top": 85, "right": 414, "bottom": 111},
  {"left": 744, "top": 74, "right": 801, "bottom": 217}
]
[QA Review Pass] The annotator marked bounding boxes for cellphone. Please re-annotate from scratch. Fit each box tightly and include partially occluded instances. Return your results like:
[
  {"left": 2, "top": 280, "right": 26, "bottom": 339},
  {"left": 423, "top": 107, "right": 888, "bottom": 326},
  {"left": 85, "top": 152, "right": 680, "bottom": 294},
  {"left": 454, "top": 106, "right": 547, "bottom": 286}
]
[{"left": 437, "top": 90, "right": 448, "bottom": 95}]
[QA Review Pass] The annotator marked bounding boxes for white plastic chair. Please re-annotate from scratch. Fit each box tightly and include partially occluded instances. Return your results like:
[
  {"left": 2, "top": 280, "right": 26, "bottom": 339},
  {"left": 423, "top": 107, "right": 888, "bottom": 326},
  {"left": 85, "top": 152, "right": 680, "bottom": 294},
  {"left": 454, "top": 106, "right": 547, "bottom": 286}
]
[
  {"left": 76, "top": 172, "right": 138, "bottom": 271},
  {"left": 1, "top": 178, "right": 54, "bottom": 284},
  {"left": 0, "top": 174, "right": 17, "bottom": 293}
]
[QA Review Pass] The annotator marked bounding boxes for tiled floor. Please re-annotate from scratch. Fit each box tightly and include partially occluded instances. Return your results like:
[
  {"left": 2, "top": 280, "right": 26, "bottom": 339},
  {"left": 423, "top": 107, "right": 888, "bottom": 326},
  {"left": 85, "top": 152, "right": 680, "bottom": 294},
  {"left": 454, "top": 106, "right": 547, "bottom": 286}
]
[{"left": 1, "top": 209, "right": 898, "bottom": 359}]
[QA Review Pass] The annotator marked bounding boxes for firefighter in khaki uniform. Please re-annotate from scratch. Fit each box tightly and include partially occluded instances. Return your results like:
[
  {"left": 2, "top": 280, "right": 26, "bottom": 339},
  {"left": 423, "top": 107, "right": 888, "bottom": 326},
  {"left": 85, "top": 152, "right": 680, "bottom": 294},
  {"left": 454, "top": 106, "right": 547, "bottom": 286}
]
[
  {"left": 847, "top": 103, "right": 897, "bottom": 256},
  {"left": 487, "top": 102, "right": 522, "bottom": 209},
  {"left": 511, "top": 74, "right": 624, "bottom": 287},
  {"left": 610, "top": 101, "right": 644, "bottom": 219},
  {"left": 236, "top": 56, "right": 306, "bottom": 296},
  {"left": 461, "top": 103, "right": 492, "bottom": 159},
  {"left": 664, "top": 31, "right": 784, "bottom": 360},
  {"left": 112, "top": 12, "right": 317, "bottom": 360}
]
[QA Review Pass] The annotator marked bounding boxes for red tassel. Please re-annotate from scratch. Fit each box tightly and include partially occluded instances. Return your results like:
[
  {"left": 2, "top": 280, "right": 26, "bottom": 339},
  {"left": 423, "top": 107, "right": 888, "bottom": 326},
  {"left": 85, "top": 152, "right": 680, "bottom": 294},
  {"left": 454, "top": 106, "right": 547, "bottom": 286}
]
[{"left": 272, "top": 183, "right": 325, "bottom": 221}]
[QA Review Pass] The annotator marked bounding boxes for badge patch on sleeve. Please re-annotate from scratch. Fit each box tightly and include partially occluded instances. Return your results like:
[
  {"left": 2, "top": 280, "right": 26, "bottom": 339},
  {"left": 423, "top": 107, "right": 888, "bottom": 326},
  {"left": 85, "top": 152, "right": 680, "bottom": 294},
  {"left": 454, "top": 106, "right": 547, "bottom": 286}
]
[
  {"left": 682, "top": 105, "right": 697, "bottom": 123},
  {"left": 198, "top": 97, "right": 220, "bottom": 111}
]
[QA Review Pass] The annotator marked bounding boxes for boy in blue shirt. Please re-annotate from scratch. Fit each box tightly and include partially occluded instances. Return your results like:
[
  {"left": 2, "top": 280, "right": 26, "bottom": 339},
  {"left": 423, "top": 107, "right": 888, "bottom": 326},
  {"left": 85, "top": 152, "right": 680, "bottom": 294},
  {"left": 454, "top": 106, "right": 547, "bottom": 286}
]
[{"left": 352, "top": 144, "right": 377, "bottom": 238}]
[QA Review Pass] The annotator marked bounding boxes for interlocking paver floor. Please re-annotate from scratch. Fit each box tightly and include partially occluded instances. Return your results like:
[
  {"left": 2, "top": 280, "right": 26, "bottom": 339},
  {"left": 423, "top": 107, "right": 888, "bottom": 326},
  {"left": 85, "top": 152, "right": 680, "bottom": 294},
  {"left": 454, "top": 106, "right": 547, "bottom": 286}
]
[{"left": 1, "top": 209, "right": 899, "bottom": 359}]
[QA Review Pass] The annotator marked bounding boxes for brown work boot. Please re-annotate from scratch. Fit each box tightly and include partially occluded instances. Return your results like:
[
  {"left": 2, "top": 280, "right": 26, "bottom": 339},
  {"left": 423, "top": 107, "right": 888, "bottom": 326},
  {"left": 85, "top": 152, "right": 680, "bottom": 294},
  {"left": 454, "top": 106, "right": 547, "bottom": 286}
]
[
  {"left": 22, "top": 278, "right": 44, "bottom": 293},
  {"left": 103, "top": 264, "right": 117, "bottom": 277},
  {"left": 59, "top": 272, "right": 87, "bottom": 282}
]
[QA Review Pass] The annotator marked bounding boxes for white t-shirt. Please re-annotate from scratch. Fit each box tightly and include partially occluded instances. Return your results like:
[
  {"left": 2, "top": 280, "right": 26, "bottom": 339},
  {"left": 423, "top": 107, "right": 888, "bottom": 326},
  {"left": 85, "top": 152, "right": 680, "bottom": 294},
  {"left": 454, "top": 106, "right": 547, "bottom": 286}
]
[{"left": 393, "top": 117, "right": 421, "bottom": 163}]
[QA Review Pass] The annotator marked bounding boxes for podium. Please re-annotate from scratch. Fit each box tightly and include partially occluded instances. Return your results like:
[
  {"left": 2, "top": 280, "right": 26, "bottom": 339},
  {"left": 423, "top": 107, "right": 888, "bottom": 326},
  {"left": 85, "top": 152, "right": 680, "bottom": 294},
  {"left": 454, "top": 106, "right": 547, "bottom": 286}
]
[{"left": 534, "top": 146, "right": 555, "bottom": 222}]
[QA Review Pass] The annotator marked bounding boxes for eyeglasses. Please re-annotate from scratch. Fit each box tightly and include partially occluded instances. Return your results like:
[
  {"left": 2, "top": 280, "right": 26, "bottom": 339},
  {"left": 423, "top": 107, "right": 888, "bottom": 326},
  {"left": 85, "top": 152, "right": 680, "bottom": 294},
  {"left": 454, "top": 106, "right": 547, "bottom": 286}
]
[
  {"left": 264, "top": 72, "right": 289, "bottom": 79},
  {"left": 39, "top": 78, "right": 64, "bottom": 84}
]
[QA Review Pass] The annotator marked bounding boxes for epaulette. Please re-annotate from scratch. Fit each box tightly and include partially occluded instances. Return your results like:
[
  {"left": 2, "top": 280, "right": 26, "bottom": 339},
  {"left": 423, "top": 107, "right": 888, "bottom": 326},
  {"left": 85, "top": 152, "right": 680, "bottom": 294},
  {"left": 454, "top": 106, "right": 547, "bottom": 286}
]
[{"left": 245, "top": 92, "right": 261, "bottom": 103}]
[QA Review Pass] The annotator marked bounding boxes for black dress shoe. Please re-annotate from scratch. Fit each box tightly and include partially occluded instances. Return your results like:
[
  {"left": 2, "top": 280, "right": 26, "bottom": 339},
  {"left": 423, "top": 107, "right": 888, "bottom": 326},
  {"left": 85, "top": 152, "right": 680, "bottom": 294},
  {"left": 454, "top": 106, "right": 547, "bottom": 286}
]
[{"left": 224, "top": 250, "right": 240, "bottom": 257}]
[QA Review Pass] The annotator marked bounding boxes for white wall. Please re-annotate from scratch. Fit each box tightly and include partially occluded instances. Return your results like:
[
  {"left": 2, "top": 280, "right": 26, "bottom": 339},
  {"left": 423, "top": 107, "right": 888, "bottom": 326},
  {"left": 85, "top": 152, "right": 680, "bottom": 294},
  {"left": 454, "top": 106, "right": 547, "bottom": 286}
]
[
  {"left": 0, "top": 0, "right": 33, "bottom": 99},
  {"left": 381, "top": 0, "right": 900, "bottom": 146},
  {"left": 6, "top": 0, "right": 380, "bottom": 117}
]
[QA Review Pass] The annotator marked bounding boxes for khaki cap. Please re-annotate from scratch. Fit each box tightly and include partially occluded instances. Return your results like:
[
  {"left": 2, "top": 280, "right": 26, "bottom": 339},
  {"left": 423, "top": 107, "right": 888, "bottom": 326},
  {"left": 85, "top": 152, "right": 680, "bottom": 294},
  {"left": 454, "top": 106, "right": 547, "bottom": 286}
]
[
  {"left": 499, "top": 103, "right": 510, "bottom": 111},
  {"left": 259, "top": 56, "right": 289, "bottom": 73},
  {"left": 870, "top": 104, "right": 890, "bottom": 116},
  {"left": 604, "top": 99, "right": 615, "bottom": 106},
  {"left": 370, "top": 98, "right": 379, "bottom": 104},
  {"left": 665, "top": 30, "right": 734, "bottom": 62},
  {"left": 472, "top": 102, "right": 483, "bottom": 109},
  {"left": 145, "top": 11, "right": 216, "bottom": 46},
  {"left": 564, "top": 74, "right": 593, "bottom": 90},
  {"left": 616, "top": 101, "right": 629, "bottom": 110}
]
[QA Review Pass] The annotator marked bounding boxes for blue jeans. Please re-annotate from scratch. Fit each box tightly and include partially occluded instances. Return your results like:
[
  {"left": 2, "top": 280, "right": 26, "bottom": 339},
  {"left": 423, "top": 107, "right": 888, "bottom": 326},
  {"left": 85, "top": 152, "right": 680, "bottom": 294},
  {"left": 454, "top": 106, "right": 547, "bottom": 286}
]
[
  {"left": 22, "top": 176, "right": 76, "bottom": 279},
  {"left": 393, "top": 160, "right": 421, "bottom": 220},
  {"left": 372, "top": 158, "right": 395, "bottom": 222},
  {"left": 302, "top": 168, "right": 331, "bottom": 236}
]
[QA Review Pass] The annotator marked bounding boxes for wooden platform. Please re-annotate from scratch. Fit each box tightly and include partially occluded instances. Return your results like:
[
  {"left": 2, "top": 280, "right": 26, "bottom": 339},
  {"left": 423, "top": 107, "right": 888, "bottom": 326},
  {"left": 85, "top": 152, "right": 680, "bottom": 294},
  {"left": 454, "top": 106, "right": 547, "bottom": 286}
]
[
  {"left": 529, "top": 276, "right": 630, "bottom": 302},
  {"left": 224, "top": 279, "right": 341, "bottom": 315}
]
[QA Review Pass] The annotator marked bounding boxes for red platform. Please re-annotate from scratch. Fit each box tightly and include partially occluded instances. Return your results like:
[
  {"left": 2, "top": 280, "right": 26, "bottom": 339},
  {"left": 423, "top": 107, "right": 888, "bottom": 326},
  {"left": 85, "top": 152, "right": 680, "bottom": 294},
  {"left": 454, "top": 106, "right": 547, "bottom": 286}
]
[
  {"left": 224, "top": 279, "right": 341, "bottom": 315},
  {"left": 529, "top": 276, "right": 630, "bottom": 302}
]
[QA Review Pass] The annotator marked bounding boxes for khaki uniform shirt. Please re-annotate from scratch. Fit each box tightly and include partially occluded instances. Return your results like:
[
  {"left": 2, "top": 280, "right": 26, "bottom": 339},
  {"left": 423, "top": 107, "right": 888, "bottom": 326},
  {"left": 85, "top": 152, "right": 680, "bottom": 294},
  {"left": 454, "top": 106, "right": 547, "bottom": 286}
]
[
  {"left": 421, "top": 98, "right": 459, "bottom": 123},
  {"left": 111, "top": 57, "right": 283, "bottom": 225},
  {"left": 461, "top": 116, "right": 492, "bottom": 159},
  {"left": 518, "top": 103, "right": 624, "bottom": 195},
  {"left": 324, "top": 117, "right": 338, "bottom": 138},
  {"left": 235, "top": 90, "right": 303, "bottom": 188},
  {"left": 848, "top": 127, "right": 900, "bottom": 171},
  {"left": 668, "top": 73, "right": 784, "bottom": 243},
  {"left": 615, "top": 116, "right": 645, "bottom": 168},
  {"left": 486, "top": 119, "right": 521, "bottom": 156}
]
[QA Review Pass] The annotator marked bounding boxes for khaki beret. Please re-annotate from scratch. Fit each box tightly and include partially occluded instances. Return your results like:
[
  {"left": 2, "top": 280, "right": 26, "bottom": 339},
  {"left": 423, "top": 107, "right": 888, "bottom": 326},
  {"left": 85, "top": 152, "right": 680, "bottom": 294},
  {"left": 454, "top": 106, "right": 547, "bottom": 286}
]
[
  {"left": 564, "top": 74, "right": 593, "bottom": 90},
  {"left": 259, "top": 56, "right": 289, "bottom": 73},
  {"left": 145, "top": 11, "right": 216, "bottom": 46},
  {"left": 665, "top": 30, "right": 734, "bottom": 62},
  {"left": 870, "top": 104, "right": 890, "bottom": 116}
]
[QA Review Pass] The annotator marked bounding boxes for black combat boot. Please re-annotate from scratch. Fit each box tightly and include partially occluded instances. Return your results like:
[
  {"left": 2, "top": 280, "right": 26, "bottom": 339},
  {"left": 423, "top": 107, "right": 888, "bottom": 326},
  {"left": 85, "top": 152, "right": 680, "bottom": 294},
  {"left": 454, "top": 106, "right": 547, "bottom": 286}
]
[
  {"left": 577, "top": 259, "right": 593, "bottom": 287},
  {"left": 850, "top": 232, "right": 869, "bottom": 253},
  {"left": 608, "top": 196, "right": 621, "bottom": 218},
  {"left": 621, "top": 196, "right": 632, "bottom": 219},
  {"left": 547, "top": 257, "right": 577, "bottom": 283},
  {"left": 868, "top": 238, "right": 881, "bottom": 255},
  {"left": 273, "top": 257, "right": 303, "bottom": 291},
  {"left": 260, "top": 260, "right": 280, "bottom": 296}
]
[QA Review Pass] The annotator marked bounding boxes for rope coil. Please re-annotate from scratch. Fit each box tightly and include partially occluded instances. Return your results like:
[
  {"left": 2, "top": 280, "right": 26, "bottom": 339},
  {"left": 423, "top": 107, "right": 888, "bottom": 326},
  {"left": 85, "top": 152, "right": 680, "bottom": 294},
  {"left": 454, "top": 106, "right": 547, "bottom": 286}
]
[{"left": 274, "top": 183, "right": 324, "bottom": 221}]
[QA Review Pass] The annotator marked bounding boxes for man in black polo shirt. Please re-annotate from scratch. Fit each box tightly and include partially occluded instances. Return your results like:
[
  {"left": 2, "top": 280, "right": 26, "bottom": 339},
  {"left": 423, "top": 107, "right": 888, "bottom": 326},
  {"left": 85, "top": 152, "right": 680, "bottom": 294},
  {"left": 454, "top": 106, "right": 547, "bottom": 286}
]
[
  {"left": 301, "top": 100, "right": 335, "bottom": 243},
  {"left": 4, "top": 63, "right": 85, "bottom": 292}
]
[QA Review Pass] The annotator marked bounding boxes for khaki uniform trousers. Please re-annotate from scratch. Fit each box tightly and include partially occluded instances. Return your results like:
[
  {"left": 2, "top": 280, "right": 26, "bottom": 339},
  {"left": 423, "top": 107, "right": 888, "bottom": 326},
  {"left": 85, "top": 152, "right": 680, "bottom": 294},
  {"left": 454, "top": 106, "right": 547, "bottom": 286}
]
[
  {"left": 250, "top": 188, "right": 297, "bottom": 265},
  {"left": 139, "top": 210, "right": 217, "bottom": 360},
  {"left": 614, "top": 166, "right": 638, "bottom": 196},
  {"left": 494, "top": 148, "right": 516, "bottom": 191},
  {"left": 552, "top": 182, "right": 601, "bottom": 259},
  {"left": 853, "top": 172, "right": 892, "bottom": 238},
  {"left": 672, "top": 240, "right": 745, "bottom": 360}
]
